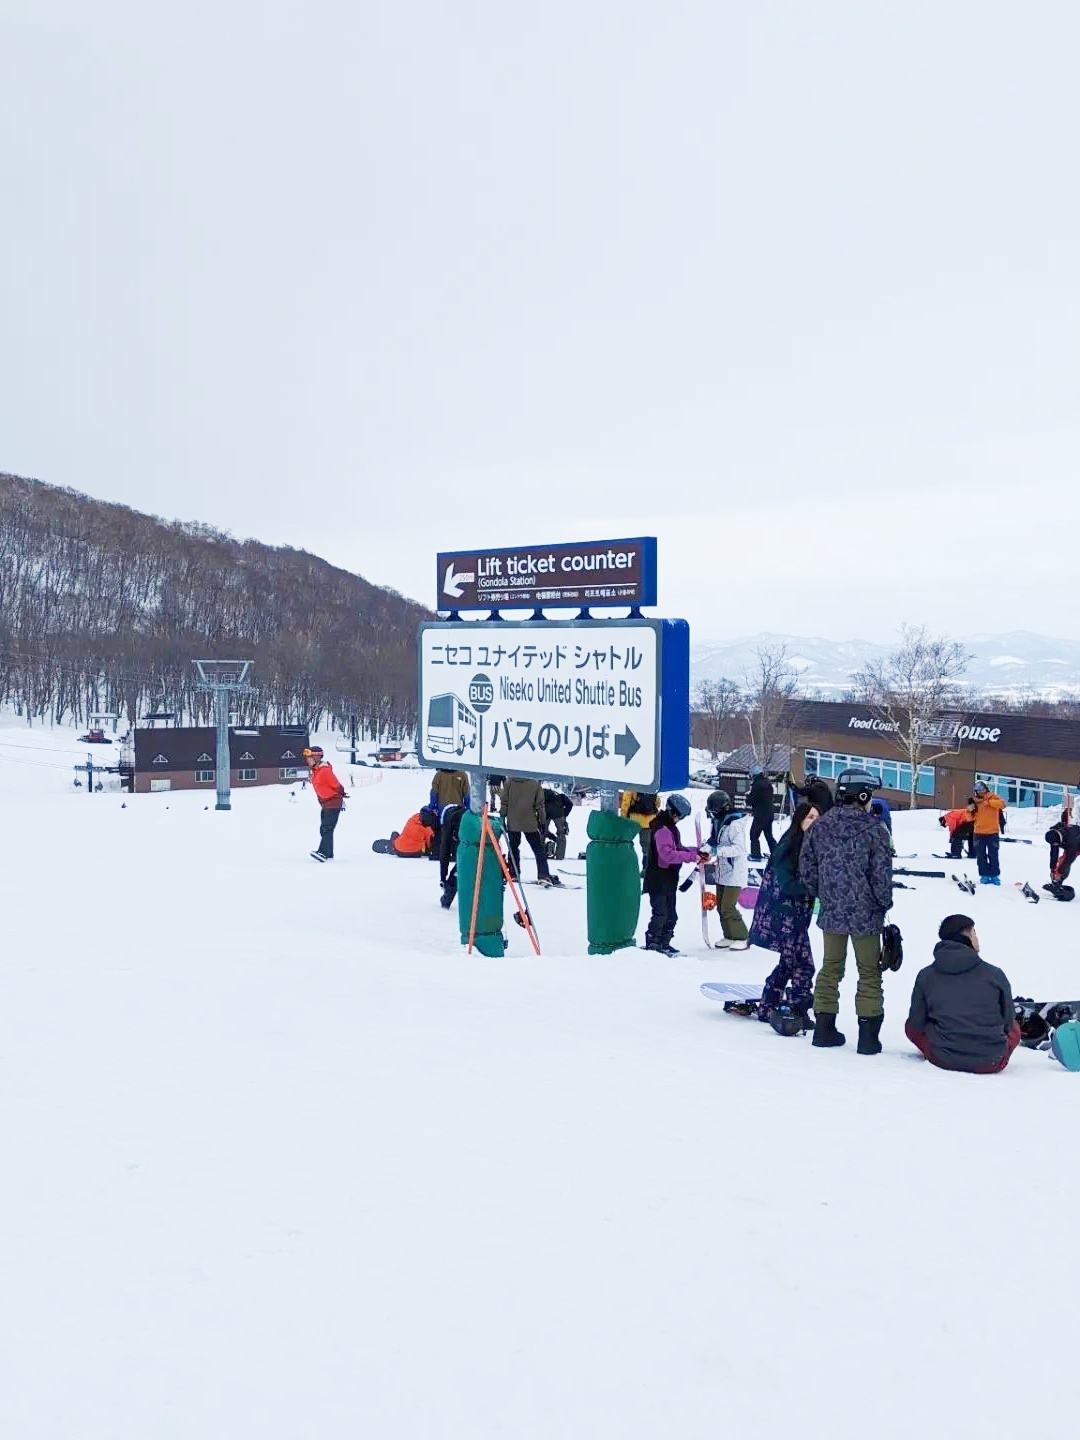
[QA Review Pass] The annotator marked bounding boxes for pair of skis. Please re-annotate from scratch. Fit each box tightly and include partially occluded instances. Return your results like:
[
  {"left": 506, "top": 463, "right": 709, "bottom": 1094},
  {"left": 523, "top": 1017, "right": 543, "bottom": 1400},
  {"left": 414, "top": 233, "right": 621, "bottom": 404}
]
[{"left": 950, "top": 872, "right": 1040, "bottom": 902}]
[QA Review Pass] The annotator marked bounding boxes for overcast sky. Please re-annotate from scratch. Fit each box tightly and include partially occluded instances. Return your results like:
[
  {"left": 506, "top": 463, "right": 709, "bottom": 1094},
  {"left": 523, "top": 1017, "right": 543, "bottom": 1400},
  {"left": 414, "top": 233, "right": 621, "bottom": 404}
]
[{"left": 2, "top": 1, "right": 1077, "bottom": 643}]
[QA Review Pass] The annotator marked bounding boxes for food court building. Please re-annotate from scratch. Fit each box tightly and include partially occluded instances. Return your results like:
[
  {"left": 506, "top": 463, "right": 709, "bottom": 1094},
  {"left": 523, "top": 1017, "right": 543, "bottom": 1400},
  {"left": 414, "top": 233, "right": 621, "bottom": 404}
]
[{"left": 784, "top": 700, "right": 1080, "bottom": 812}]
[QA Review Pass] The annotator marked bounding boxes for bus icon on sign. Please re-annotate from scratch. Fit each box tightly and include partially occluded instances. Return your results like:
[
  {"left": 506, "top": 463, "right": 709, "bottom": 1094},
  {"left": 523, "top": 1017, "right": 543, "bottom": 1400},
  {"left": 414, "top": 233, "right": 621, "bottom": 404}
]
[
  {"left": 468, "top": 673, "right": 494, "bottom": 712},
  {"left": 426, "top": 693, "right": 479, "bottom": 757}
]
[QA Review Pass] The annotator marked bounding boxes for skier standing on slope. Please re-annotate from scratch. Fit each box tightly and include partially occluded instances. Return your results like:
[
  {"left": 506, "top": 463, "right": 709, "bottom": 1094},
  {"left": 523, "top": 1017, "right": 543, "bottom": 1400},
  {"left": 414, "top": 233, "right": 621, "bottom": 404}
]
[
  {"left": 304, "top": 746, "right": 346, "bottom": 861},
  {"left": 706, "top": 789, "right": 750, "bottom": 950},
  {"left": 747, "top": 766, "right": 776, "bottom": 861},
  {"left": 798, "top": 768, "right": 893, "bottom": 1053},
  {"left": 748, "top": 802, "right": 820, "bottom": 1028},
  {"left": 642, "top": 794, "right": 709, "bottom": 956},
  {"left": 970, "top": 781, "right": 1006, "bottom": 885}
]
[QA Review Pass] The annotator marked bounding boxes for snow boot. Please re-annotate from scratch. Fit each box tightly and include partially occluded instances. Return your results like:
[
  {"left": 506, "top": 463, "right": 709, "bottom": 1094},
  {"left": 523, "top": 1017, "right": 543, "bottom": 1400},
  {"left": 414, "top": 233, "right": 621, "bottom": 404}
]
[
  {"left": 857, "top": 1015, "right": 884, "bottom": 1055},
  {"left": 812, "top": 1012, "right": 846, "bottom": 1048}
]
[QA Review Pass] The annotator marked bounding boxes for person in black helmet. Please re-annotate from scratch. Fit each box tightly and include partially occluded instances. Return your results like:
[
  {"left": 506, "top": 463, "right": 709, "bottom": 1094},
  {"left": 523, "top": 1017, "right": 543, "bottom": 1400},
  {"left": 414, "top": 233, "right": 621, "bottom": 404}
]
[
  {"left": 706, "top": 788, "right": 750, "bottom": 949},
  {"left": 798, "top": 767, "right": 893, "bottom": 1053},
  {"left": 642, "top": 793, "right": 709, "bottom": 956}
]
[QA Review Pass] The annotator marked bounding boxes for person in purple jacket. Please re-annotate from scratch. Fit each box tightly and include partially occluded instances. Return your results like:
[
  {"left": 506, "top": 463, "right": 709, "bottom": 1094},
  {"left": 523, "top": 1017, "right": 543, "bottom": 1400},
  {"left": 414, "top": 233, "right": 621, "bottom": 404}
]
[{"left": 642, "top": 793, "right": 708, "bottom": 956}]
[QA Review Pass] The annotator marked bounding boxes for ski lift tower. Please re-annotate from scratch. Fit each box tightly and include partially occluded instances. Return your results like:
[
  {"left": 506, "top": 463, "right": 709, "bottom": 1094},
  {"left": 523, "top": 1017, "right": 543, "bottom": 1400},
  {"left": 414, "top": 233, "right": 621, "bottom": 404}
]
[{"left": 194, "top": 660, "right": 254, "bottom": 811}]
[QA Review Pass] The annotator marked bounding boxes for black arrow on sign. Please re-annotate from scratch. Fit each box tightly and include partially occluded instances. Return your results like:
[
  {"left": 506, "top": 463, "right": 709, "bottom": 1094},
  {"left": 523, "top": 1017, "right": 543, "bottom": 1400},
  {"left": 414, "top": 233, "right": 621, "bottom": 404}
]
[{"left": 614, "top": 727, "right": 640, "bottom": 765}]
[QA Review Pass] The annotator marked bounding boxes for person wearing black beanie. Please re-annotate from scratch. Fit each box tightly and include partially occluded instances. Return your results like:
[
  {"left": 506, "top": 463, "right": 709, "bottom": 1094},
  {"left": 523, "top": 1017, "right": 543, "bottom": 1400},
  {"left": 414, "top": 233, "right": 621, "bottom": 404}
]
[{"left": 905, "top": 916, "right": 1021, "bottom": 1072}]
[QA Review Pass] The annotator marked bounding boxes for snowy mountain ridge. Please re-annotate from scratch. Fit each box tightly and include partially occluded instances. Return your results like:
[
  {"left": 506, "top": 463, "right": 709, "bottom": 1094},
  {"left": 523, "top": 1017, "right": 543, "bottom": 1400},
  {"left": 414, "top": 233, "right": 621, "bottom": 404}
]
[{"left": 690, "top": 630, "right": 1080, "bottom": 700}]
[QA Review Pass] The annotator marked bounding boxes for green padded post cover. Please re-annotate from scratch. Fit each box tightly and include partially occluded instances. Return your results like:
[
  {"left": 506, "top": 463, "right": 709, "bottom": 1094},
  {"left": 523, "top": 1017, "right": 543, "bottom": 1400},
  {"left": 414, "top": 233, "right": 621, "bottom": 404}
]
[
  {"left": 586, "top": 808, "right": 642, "bottom": 954},
  {"left": 456, "top": 809, "right": 506, "bottom": 957}
]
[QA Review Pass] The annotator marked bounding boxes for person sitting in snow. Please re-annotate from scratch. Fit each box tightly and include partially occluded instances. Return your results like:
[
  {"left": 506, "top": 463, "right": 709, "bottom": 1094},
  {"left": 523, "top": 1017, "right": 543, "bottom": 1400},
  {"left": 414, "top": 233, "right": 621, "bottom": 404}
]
[{"left": 905, "top": 915, "right": 1021, "bottom": 1073}]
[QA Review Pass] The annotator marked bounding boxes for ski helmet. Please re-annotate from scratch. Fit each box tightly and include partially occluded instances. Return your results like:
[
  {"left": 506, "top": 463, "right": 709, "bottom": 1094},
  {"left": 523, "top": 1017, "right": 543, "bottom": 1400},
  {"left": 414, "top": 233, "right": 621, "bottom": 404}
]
[
  {"left": 303, "top": 745, "right": 324, "bottom": 760},
  {"left": 706, "top": 788, "right": 733, "bottom": 819},
  {"left": 667, "top": 793, "right": 692, "bottom": 820},
  {"left": 768, "top": 1004, "right": 807, "bottom": 1038},
  {"left": 835, "top": 768, "right": 879, "bottom": 805}
]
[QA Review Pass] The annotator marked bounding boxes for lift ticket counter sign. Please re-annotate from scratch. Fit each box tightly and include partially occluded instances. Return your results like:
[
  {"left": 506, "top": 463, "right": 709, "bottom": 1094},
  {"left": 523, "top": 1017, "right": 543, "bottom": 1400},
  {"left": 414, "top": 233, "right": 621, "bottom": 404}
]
[
  {"left": 417, "top": 618, "right": 689, "bottom": 792},
  {"left": 436, "top": 537, "right": 657, "bottom": 611}
]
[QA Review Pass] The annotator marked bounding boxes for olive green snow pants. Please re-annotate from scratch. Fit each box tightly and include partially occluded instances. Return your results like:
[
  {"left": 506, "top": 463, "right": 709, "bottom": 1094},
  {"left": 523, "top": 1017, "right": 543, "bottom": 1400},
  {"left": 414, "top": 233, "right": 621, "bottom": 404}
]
[
  {"left": 717, "top": 885, "right": 749, "bottom": 941},
  {"left": 813, "top": 931, "right": 883, "bottom": 1018}
]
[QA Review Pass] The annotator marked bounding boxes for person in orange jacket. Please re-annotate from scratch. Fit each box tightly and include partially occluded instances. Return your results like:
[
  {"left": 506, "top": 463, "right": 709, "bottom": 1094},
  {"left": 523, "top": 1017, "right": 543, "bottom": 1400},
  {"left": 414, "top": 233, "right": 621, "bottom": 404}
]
[
  {"left": 304, "top": 745, "right": 346, "bottom": 861},
  {"left": 970, "top": 781, "right": 1006, "bottom": 885},
  {"left": 390, "top": 812, "right": 436, "bottom": 857},
  {"left": 939, "top": 804, "right": 976, "bottom": 859}
]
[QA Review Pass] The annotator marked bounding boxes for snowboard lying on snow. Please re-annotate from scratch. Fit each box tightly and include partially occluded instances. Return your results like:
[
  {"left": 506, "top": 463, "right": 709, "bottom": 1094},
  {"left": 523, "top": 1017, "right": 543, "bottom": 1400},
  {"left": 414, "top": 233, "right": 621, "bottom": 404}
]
[
  {"left": 371, "top": 837, "right": 430, "bottom": 856},
  {"left": 701, "top": 981, "right": 764, "bottom": 1016}
]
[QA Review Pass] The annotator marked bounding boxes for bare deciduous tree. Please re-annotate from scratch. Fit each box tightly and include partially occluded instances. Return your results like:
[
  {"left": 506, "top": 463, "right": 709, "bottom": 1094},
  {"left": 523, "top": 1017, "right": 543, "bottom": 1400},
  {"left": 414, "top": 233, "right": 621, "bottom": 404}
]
[
  {"left": 853, "top": 624, "right": 972, "bottom": 809},
  {"left": 745, "top": 644, "right": 801, "bottom": 768},
  {"left": 692, "top": 677, "right": 744, "bottom": 759}
]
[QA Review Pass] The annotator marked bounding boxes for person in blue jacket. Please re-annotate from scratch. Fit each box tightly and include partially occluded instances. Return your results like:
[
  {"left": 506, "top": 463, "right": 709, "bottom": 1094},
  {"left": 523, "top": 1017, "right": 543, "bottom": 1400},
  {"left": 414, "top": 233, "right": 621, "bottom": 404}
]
[{"left": 748, "top": 803, "right": 820, "bottom": 1028}]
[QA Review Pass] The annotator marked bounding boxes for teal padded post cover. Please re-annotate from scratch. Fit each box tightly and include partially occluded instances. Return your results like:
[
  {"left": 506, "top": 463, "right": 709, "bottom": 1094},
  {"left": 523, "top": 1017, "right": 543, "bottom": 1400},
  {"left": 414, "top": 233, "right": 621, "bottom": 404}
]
[
  {"left": 457, "top": 809, "right": 506, "bottom": 957},
  {"left": 585, "top": 809, "right": 642, "bottom": 954},
  {"left": 1050, "top": 1021, "right": 1080, "bottom": 1071}
]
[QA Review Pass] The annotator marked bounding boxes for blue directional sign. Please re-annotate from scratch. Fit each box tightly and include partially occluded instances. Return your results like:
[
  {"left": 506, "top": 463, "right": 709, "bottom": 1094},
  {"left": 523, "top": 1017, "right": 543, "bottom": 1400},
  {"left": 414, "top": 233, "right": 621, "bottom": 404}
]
[{"left": 417, "top": 617, "right": 689, "bottom": 791}]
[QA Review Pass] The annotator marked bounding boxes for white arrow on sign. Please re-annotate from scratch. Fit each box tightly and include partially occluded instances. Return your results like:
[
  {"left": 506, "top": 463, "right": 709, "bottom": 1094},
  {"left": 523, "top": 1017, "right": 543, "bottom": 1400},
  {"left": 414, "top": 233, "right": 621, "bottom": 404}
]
[{"left": 443, "top": 563, "right": 476, "bottom": 598}]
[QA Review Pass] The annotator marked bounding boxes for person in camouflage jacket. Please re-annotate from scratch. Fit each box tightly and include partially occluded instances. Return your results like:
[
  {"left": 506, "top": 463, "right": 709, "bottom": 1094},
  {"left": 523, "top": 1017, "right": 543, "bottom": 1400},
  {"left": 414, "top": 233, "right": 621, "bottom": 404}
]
[{"left": 798, "top": 768, "right": 893, "bottom": 1052}]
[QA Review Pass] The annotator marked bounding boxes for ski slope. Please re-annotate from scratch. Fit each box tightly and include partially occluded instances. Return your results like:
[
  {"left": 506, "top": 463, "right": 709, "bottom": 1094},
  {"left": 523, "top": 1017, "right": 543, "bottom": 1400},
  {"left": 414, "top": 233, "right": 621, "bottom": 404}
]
[{"left": 0, "top": 716, "right": 1075, "bottom": 1439}]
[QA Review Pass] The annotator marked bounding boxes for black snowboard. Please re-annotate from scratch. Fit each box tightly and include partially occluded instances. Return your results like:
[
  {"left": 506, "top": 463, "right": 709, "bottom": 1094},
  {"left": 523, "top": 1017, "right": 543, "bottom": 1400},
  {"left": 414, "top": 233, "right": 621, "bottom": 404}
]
[{"left": 1015, "top": 998, "right": 1080, "bottom": 1047}]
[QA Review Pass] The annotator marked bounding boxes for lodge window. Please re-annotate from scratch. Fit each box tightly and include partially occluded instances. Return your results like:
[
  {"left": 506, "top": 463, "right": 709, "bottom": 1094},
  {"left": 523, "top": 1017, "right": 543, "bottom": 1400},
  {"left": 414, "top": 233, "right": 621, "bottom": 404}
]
[
  {"left": 195, "top": 769, "right": 215, "bottom": 783},
  {"left": 279, "top": 767, "right": 303, "bottom": 780},
  {"left": 238, "top": 768, "right": 257, "bottom": 781},
  {"left": 804, "top": 748, "right": 935, "bottom": 797},
  {"left": 975, "top": 772, "right": 1065, "bottom": 810}
]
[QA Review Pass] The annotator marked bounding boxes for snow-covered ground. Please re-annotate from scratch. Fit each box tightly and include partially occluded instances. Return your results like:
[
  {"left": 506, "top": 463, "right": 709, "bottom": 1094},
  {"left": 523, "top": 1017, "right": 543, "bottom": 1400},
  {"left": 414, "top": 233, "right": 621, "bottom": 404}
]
[{"left": 0, "top": 715, "right": 1076, "bottom": 1439}]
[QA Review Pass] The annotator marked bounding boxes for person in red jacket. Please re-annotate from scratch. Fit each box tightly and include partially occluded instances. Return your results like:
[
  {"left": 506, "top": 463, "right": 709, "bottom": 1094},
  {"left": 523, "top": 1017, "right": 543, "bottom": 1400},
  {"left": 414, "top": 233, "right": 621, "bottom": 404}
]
[
  {"left": 304, "top": 746, "right": 346, "bottom": 861},
  {"left": 939, "top": 804, "right": 976, "bottom": 859}
]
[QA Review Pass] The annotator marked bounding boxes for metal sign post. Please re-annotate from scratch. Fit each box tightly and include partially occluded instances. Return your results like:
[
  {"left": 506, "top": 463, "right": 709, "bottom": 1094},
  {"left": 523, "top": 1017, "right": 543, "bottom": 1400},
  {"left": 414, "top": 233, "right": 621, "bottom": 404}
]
[{"left": 194, "top": 660, "right": 254, "bottom": 811}]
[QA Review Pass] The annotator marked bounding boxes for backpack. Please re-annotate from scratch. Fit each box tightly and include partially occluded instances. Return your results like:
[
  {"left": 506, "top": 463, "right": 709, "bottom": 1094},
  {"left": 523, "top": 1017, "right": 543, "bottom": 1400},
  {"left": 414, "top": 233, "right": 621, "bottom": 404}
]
[
  {"left": 1050, "top": 1021, "right": 1080, "bottom": 1071},
  {"left": 627, "top": 792, "right": 659, "bottom": 817}
]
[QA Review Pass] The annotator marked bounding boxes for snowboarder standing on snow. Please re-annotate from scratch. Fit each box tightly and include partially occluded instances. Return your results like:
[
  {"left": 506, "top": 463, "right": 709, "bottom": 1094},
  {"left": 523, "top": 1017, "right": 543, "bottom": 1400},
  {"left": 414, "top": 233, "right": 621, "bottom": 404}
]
[
  {"left": 905, "top": 915, "right": 1021, "bottom": 1073},
  {"left": 1045, "top": 811, "right": 1080, "bottom": 895},
  {"left": 304, "top": 746, "right": 346, "bottom": 861},
  {"left": 794, "top": 771, "right": 834, "bottom": 814},
  {"left": 501, "top": 776, "right": 559, "bottom": 886},
  {"left": 642, "top": 793, "right": 708, "bottom": 956},
  {"left": 749, "top": 802, "right": 820, "bottom": 1028},
  {"left": 747, "top": 766, "right": 776, "bottom": 861},
  {"left": 798, "top": 767, "right": 893, "bottom": 1053},
  {"left": 706, "top": 788, "right": 750, "bottom": 950},
  {"left": 970, "top": 781, "right": 1006, "bottom": 885},
  {"left": 542, "top": 787, "right": 574, "bottom": 861}
]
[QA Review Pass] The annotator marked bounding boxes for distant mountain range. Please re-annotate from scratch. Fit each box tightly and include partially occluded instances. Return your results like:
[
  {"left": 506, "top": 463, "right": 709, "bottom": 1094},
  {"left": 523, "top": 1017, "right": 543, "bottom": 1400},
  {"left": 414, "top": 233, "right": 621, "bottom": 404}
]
[{"left": 690, "top": 632, "right": 1080, "bottom": 701}]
